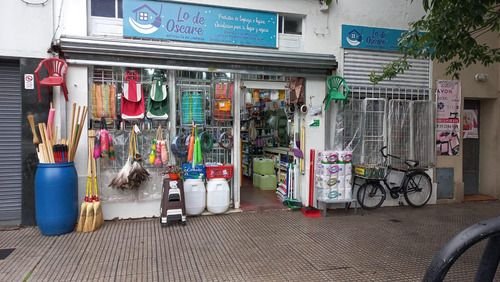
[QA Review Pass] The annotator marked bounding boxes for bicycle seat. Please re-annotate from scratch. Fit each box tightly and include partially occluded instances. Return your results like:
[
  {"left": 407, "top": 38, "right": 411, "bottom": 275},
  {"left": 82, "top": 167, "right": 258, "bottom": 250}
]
[{"left": 405, "top": 160, "right": 419, "bottom": 168}]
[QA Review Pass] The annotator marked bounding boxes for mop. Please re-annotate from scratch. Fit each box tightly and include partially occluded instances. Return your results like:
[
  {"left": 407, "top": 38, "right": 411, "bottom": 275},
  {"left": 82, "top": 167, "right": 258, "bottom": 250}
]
[{"left": 284, "top": 162, "right": 302, "bottom": 209}]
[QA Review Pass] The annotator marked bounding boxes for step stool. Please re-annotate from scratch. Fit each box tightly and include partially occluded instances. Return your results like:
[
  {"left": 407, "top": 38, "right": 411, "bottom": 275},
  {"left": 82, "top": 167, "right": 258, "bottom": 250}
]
[{"left": 160, "top": 178, "right": 186, "bottom": 227}]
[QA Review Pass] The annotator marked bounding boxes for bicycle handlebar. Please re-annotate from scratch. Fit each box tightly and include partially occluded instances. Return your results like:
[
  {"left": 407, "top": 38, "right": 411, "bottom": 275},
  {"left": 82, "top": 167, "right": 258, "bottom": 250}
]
[{"left": 380, "top": 146, "right": 401, "bottom": 160}]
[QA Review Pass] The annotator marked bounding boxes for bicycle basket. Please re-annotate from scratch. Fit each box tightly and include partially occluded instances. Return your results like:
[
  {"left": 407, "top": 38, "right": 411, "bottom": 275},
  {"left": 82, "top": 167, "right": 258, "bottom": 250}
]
[{"left": 353, "top": 164, "right": 385, "bottom": 179}]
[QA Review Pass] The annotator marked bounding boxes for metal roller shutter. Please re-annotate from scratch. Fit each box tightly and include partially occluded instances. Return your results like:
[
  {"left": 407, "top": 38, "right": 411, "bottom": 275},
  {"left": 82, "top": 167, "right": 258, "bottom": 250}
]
[
  {"left": 0, "top": 60, "right": 22, "bottom": 224},
  {"left": 343, "top": 49, "right": 430, "bottom": 89}
]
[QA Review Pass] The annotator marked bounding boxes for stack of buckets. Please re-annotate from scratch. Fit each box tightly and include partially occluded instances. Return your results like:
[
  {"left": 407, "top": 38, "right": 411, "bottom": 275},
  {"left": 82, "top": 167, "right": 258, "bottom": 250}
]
[
  {"left": 315, "top": 150, "right": 353, "bottom": 201},
  {"left": 184, "top": 164, "right": 231, "bottom": 215},
  {"left": 252, "top": 158, "right": 277, "bottom": 190}
]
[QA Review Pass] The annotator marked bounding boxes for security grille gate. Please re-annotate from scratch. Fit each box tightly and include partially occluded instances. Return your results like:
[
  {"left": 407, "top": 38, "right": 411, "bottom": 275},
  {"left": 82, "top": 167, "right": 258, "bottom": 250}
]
[{"left": 0, "top": 60, "right": 22, "bottom": 225}]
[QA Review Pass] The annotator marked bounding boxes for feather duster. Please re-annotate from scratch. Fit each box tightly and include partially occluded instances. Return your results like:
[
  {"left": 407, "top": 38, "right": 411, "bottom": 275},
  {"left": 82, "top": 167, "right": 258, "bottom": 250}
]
[
  {"left": 155, "top": 141, "right": 162, "bottom": 166},
  {"left": 109, "top": 156, "right": 132, "bottom": 189},
  {"left": 108, "top": 134, "right": 116, "bottom": 161},
  {"left": 127, "top": 153, "right": 150, "bottom": 189},
  {"left": 93, "top": 130, "right": 102, "bottom": 158},
  {"left": 161, "top": 140, "right": 168, "bottom": 163}
]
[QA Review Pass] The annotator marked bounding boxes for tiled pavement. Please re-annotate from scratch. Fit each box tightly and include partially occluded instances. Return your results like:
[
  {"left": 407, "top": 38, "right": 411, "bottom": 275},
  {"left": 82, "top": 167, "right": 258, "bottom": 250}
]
[{"left": 1, "top": 201, "right": 500, "bottom": 281}]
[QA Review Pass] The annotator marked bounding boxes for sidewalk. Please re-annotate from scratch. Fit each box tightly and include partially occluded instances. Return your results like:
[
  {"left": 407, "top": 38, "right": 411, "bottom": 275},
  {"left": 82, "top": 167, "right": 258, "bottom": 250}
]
[{"left": 1, "top": 201, "right": 499, "bottom": 281}]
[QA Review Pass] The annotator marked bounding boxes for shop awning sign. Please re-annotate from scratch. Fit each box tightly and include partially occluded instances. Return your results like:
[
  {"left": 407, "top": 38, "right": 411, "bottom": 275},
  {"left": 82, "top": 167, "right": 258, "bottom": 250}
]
[
  {"left": 341, "top": 25, "right": 405, "bottom": 52},
  {"left": 123, "top": 0, "right": 278, "bottom": 48}
]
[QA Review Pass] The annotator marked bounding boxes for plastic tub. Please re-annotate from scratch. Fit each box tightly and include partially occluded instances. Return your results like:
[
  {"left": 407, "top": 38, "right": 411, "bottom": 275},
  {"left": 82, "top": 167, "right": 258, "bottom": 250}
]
[
  {"left": 206, "top": 179, "right": 230, "bottom": 214},
  {"left": 184, "top": 179, "right": 206, "bottom": 215},
  {"left": 35, "top": 162, "right": 78, "bottom": 236}
]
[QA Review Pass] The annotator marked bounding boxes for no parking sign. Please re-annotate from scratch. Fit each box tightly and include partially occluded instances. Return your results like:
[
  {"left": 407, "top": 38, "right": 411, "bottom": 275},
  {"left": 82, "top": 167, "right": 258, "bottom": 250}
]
[{"left": 24, "top": 74, "right": 34, "bottom": 90}]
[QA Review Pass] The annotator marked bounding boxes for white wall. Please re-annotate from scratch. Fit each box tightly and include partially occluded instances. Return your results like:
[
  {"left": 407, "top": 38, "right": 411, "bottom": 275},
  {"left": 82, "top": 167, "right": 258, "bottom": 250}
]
[{"left": 0, "top": 1, "right": 54, "bottom": 58}]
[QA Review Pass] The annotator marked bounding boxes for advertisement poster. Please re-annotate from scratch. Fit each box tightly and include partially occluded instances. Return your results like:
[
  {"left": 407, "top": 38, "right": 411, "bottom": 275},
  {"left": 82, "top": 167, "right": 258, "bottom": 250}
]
[
  {"left": 436, "top": 80, "right": 461, "bottom": 156},
  {"left": 123, "top": 0, "right": 278, "bottom": 48},
  {"left": 463, "top": 109, "right": 478, "bottom": 139}
]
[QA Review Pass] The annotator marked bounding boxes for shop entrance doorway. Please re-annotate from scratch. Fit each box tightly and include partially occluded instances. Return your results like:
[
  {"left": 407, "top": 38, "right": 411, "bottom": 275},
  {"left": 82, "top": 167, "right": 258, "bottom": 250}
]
[
  {"left": 239, "top": 78, "right": 293, "bottom": 211},
  {"left": 463, "top": 100, "right": 480, "bottom": 195}
]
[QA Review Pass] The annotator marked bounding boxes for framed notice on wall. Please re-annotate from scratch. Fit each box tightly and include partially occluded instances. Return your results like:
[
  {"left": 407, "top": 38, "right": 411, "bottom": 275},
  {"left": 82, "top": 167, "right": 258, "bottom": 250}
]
[{"left": 436, "top": 80, "right": 461, "bottom": 156}]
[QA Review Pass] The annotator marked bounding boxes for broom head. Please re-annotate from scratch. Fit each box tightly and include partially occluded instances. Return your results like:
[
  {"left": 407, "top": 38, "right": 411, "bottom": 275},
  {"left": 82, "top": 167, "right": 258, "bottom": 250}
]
[
  {"left": 76, "top": 200, "right": 88, "bottom": 232},
  {"left": 92, "top": 201, "right": 103, "bottom": 230},
  {"left": 83, "top": 201, "right": 95, "bottom": 232}
]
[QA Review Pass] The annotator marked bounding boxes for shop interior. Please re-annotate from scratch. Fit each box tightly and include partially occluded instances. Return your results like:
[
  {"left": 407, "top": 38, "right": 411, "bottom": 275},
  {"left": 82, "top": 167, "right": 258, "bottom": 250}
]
[{"left": 239, "top": 79, "right": 295, "bottom": 211}]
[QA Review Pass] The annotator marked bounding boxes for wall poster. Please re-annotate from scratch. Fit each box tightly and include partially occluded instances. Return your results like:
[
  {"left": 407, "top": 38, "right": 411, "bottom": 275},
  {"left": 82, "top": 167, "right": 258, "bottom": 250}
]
[
  {"left": 463, "top": 109, "right": 478, "bottom": 139},
  {"left": 436, "top": 80, "right": 461, "bottom": 156}
]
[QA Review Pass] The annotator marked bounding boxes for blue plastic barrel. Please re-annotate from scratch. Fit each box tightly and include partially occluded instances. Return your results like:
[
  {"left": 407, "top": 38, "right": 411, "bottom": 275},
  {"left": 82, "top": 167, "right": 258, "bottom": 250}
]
[{"left": 35, "top": 162, "right": 78, "bottom": 236}]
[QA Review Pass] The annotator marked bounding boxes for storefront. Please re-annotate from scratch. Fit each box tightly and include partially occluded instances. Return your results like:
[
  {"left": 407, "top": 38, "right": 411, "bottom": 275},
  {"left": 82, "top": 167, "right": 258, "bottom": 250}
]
[{"left": 49, "top": 1, "right": 336, "bottom": 220}]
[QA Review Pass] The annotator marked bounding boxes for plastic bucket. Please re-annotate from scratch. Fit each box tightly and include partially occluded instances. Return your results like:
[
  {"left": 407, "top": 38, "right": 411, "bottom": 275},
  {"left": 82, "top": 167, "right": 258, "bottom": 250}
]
[
  {"left": 184, "top": 179, "right": 206, "bottom": 215},
  {"left": 206, "top": 179, "right": 230, "bottom": 214},
  {"left": 35, "top": 162, "right": 78, "bottom": 236}
]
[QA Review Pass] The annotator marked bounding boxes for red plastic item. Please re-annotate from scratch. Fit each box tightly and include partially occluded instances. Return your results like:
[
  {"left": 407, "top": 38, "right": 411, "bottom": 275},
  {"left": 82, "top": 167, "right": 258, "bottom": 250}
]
[
  {"left": 206, "top": 165, "right": 233, "bottom": 179},
  {"left": 34, "top": 58, "right": 69, "bottom": 102}
]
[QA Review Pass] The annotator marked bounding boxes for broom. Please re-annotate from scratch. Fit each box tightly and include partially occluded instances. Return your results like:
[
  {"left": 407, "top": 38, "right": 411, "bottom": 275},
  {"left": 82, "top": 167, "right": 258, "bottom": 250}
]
[
  {"left": 76, "top": 147, "right": 92, "bottom": 232},
  {"left": 84, "top": 131, "right": 96, "bottom": 232},
  {"left": 90, "top": 130, "right": 104, "bottom": 230}
]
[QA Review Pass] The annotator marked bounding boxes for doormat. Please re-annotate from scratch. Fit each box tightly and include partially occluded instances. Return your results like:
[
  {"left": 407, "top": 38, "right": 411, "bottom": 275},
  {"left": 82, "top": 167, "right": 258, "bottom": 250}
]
[{"left": 0, "top": 248, "right": 15, "bottom": 260}]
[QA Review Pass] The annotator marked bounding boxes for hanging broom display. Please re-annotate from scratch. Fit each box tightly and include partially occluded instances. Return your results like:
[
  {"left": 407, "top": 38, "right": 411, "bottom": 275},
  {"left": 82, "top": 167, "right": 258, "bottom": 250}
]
[{"left": 91, "top": 132, "right": 104, "bottom": 230}]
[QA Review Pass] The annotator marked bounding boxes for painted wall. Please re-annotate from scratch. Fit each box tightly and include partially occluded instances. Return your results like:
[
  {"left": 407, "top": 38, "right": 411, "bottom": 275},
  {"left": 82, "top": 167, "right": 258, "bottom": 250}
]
[
  {"left": 432, "top": 32, "right": 500, "bottom": 202},
  {"left": 0, "top": 1, "right": 54, "bottom": 58}
]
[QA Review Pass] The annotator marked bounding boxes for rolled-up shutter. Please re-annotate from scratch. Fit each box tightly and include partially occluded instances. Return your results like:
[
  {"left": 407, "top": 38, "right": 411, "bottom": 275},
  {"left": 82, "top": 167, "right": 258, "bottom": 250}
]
[
  {"left": 0, "top": 60, "right": 21, "bottom": 225},
  {"left": 343, "top": 49, "right": 430, "bottom": 89}
]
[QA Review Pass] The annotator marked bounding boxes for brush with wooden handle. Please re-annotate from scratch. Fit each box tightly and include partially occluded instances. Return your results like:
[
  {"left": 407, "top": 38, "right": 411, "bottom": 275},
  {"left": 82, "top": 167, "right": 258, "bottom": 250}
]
[{"left": 27, "top": 115, "right": 40, "bottom": 145}]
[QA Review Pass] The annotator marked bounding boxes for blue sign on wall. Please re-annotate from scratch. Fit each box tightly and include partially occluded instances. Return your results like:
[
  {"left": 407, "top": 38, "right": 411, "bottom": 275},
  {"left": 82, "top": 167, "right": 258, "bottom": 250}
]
[
  {"left": 123, "top": 0, "right": 278, "bottom": 48},
  {"left": 341, "top": 25, "right": 406, "bottom": 52}
]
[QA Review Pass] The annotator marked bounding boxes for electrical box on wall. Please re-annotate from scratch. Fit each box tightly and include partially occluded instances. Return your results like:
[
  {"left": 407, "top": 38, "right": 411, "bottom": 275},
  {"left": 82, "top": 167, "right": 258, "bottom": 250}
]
[{"left": 437, "top": 167, "right": 454, "bottom": 199}]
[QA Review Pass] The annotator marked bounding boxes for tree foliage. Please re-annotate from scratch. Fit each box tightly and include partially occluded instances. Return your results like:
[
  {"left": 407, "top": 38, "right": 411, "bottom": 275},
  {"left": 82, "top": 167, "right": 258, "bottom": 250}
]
[{"left": 370, "top": 0, "right": 500, "bottom": 84}]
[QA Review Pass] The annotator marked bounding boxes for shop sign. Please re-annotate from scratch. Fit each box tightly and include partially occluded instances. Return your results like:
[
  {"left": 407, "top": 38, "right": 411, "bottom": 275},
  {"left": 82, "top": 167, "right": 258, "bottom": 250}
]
[
  {"left": 463, "top": 109, "right": 478, "bottom": 139},
  {"left": 341, "top": 25, "right": 405, "bottom": 51},
  {"left": 123, "top": 0, "right": 278, "bottom": 48},
  {"left": 436, "top": 80, "right": 461, "bottom": 156}
]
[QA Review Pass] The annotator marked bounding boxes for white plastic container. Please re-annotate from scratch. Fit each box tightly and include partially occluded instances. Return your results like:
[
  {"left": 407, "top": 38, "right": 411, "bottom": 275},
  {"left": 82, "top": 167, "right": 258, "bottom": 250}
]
[
  {"left": 184, "top": 179, "right": 206, "bottom": 215},
  {"left": 206, "top": 178, "right": 230, "bottom": 214}
]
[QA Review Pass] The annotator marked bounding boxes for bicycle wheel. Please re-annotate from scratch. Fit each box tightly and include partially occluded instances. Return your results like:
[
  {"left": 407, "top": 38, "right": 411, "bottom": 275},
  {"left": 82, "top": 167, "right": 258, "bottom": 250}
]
[
  {"left": 404, "top": 171, "right": 432, "bottom": 208},
  {"left": 357, "top": 181, "right": 386, "bottom": 210}
]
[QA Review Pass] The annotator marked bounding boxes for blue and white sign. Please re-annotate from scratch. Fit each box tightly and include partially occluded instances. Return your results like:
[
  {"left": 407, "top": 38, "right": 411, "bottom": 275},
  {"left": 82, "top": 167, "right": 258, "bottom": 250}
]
[
  {"left": 342, "top": 25, "right": 406, "bottom": 51},
  {"left": 123, "top": 0, "right": 278, "bottom": 48}
]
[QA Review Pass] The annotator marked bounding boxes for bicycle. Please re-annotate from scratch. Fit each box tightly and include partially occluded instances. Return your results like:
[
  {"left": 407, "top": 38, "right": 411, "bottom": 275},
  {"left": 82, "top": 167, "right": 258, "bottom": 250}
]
[{"left": 355, "top": 146, "right": 432, "bottom": 210}]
